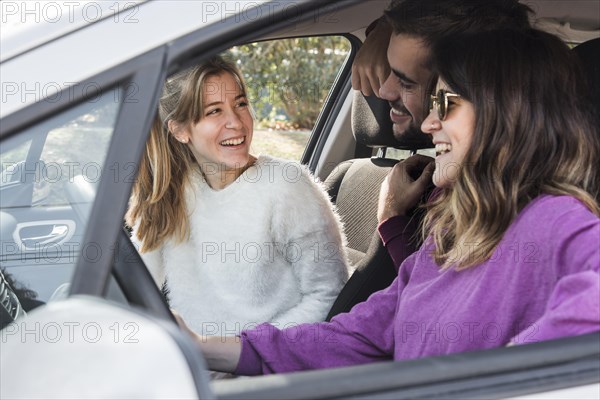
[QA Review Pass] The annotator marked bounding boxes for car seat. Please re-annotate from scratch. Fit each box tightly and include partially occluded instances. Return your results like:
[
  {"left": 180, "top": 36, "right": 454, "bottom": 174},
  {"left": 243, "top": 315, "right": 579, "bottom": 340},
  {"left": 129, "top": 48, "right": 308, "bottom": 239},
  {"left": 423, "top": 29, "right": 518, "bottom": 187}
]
[{"left": 324, "top": 92, "right": 432, "bottom": 320}]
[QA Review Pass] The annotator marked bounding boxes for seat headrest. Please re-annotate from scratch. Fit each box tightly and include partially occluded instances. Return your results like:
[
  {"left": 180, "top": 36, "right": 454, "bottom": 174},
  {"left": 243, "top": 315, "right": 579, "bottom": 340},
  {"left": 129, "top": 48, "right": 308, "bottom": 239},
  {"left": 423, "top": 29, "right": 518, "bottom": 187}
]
[
  {"left": 351, "top": 91, "right": 432, "bottom": 150},
  {"left": 573, "top": 38, "right": 600, "bottom": 118}
]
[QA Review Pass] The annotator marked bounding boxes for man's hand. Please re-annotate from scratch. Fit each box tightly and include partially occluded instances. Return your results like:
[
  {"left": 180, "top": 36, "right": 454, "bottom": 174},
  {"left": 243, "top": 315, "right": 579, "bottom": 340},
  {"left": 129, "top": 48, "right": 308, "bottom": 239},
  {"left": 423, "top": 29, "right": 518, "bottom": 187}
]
[
  {"left": 351, "top": 18, "right": 392, "bottom": 98},
  {"left": 377, "top": 155, "right": 435, "bottom": 223}
]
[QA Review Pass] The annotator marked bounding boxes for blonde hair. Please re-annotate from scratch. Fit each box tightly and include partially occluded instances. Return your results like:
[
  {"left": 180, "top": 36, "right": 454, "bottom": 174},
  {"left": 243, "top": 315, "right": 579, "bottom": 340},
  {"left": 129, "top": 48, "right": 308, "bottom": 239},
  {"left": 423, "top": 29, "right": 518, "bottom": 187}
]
[
  {"left": 126, "top": 56, "right": 250, "bottom": 252},
  {"left": 424, "top": 29, "right": 600, "bottom": 269}
]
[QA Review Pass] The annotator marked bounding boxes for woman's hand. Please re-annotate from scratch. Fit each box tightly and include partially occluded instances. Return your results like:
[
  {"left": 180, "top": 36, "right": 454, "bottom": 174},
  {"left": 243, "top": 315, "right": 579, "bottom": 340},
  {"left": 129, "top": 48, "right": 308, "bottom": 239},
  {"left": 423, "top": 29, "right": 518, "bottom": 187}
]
[
  {"left": 377, "top": 155, "right": 435, "bottom": 223},
  {"left": 172, "top": 309, "right": 197, "bottom": 337}
]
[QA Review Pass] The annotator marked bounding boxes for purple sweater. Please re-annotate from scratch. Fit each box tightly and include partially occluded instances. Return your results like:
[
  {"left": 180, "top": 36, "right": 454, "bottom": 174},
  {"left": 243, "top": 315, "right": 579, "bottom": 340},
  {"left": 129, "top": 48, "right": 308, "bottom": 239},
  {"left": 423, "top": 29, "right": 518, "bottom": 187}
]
[{"left": 236, "top": 195, "right": 600, "bottom": 375}]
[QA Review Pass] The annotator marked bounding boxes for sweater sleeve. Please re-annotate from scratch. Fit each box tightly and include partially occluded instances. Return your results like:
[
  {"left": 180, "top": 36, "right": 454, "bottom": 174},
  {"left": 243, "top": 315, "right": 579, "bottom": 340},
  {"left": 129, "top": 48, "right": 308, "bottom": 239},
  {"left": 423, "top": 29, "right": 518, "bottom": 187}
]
[
  {"left": 547, "top": 198, "right": 600, "bottom": 275},
  {"left": 236, "top": 271, "right": 406, "bottom": 375},
  {"left": 512, "top": 199, "right": 600, "bottom": 344},
  {"left": 270, "top": 166, "right": 351, "bottom": 327},
  {"left": 378, "top": 215, "right": 420, "bottom": 272},
  {"left": 511, "top": 270, "right": 600, "bottom": 344}
]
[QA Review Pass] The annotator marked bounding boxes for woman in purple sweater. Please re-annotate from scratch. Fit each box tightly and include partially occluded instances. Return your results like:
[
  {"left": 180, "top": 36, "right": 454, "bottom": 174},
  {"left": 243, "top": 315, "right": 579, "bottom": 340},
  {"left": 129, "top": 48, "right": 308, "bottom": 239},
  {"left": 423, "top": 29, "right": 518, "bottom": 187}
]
[{"left": 178, "top": 28, "right": 600, "bottom": 375}]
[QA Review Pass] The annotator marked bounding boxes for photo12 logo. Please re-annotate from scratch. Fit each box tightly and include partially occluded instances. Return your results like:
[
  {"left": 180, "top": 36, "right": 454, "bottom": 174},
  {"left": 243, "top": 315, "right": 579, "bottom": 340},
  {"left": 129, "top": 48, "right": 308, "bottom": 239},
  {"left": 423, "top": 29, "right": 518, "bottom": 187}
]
[
  {"left": 1, "top": 1, "right": 140, "bottom": 25},
  {"left": 1, "top": 81, "right": 138, "bottom": 105},
  {"left": 1, "top": 320, "right": 140, "bottom": 344},
  {"left": 199, "top": 2, "right": 340, "bottom": 25}
]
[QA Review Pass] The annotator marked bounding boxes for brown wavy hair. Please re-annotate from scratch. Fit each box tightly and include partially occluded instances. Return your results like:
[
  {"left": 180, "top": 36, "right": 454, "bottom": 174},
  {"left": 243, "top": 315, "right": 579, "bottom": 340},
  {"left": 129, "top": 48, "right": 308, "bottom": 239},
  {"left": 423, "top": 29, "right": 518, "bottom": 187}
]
[
  {"left": 423, "top": 29, "right": 600, "bottom": 269},
  {"left": 126, "top": 56, "right": 250, "bottom": 252}
]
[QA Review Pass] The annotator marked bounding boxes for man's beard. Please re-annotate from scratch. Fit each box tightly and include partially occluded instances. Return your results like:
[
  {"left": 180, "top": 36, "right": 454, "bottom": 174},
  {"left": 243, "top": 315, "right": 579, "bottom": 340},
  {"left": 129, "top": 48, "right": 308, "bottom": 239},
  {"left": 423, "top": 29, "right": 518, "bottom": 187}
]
[{"left": 393, "top": 121, "right": 433, "bottom": 149}]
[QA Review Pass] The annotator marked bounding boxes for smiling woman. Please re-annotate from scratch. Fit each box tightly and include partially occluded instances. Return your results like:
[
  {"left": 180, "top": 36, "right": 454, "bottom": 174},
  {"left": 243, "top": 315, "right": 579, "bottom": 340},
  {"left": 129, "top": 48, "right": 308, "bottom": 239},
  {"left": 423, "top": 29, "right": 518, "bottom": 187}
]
[
  {"left": 126, "top": 56, "right": 351, "bottom": 342},
  {"left": 168, "top": 70, "right": 255, "bottom": 190},
  {"left": 422, "top": 83, "right": 475, "bottom": 189}
]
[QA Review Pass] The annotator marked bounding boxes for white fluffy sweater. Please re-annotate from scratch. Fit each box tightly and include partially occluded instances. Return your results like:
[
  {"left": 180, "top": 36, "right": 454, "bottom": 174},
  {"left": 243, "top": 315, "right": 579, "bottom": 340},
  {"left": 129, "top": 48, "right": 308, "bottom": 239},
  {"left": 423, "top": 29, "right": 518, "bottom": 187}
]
[{"left": 132, "top": 155, "right": 350, "bottom": 335}]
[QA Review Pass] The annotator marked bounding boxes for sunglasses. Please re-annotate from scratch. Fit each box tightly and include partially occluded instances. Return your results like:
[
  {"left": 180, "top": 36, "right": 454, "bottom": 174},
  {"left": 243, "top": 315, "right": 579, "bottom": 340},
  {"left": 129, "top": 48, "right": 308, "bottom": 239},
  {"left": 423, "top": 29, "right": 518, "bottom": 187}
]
[{"left": 429, "top": 89, "right": 461, "bottom": 121}]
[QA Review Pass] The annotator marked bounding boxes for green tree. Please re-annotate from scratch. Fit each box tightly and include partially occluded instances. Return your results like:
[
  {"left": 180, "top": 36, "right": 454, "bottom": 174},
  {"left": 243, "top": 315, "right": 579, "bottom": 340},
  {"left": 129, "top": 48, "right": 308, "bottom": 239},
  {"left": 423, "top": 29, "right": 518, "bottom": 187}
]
[{"left": 224, "top": 36, "right": 350, "bottom": 130}]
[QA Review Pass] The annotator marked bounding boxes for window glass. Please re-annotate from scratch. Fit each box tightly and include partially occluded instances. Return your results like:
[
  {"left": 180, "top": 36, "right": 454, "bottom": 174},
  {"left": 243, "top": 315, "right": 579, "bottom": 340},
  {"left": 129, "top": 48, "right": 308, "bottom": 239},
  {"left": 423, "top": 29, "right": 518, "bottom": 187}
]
[
  {"left": 36, "top": 103, "right": 115, "bottom": 206},
  {"left": 0, "top": 90, "right": 121, "bottom": 323},
  {"left": 0, "top": 140, "right": 31, "bottom": 172},
  {"left": 223, "top": 36, "right": 351, "bottom": 160}
]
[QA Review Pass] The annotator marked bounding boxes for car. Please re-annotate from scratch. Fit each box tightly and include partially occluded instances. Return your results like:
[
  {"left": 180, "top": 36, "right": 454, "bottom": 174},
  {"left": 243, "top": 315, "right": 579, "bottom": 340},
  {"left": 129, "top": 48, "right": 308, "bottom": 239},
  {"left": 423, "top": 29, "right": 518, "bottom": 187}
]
[{"left": 1, "top": 0, "right": 599, "bottom": 398}]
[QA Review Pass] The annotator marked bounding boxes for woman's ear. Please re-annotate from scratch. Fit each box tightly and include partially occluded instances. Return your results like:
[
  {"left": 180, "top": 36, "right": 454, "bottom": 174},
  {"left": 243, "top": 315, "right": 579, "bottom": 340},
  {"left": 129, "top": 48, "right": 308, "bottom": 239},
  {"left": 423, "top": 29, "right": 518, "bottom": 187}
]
[{"left": 168, "top": 120, "right": 189, "bottom": 144}]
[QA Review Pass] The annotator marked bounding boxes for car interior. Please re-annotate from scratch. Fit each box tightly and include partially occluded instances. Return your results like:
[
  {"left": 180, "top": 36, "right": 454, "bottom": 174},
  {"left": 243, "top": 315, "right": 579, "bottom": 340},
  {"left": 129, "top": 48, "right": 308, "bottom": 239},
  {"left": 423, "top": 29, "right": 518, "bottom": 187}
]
[{"left": 1, "top": 0, "right": 599, "bottom": 398}]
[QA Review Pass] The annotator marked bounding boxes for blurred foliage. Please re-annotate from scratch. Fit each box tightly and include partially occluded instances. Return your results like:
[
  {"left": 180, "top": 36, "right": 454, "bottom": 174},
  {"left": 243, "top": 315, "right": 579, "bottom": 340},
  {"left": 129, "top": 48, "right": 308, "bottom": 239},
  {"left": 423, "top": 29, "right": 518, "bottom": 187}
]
[{"left": 224, "top": 36, "right": 350, "bottom": 130}]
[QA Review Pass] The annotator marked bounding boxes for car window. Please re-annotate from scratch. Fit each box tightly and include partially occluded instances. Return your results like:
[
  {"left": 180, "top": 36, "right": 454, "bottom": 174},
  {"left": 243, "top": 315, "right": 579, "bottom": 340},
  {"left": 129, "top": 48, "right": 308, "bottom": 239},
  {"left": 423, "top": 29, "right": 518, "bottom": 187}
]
[
  {"left": 222, "top": 36, "right": 351, "bottom": 160},
  {"left": 35, "top": 104, "right": 115, "bottom": 206},
  {"left": 0, "top": 89, "right": 122, "bottom": 317}
]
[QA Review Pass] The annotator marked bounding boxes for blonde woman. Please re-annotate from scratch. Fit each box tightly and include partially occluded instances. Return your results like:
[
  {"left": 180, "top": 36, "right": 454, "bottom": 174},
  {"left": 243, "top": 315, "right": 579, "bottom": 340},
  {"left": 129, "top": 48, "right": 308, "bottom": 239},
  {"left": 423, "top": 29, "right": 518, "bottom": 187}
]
[{"left": 127, "top": 56, "right": 350, "bottom": 337}]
